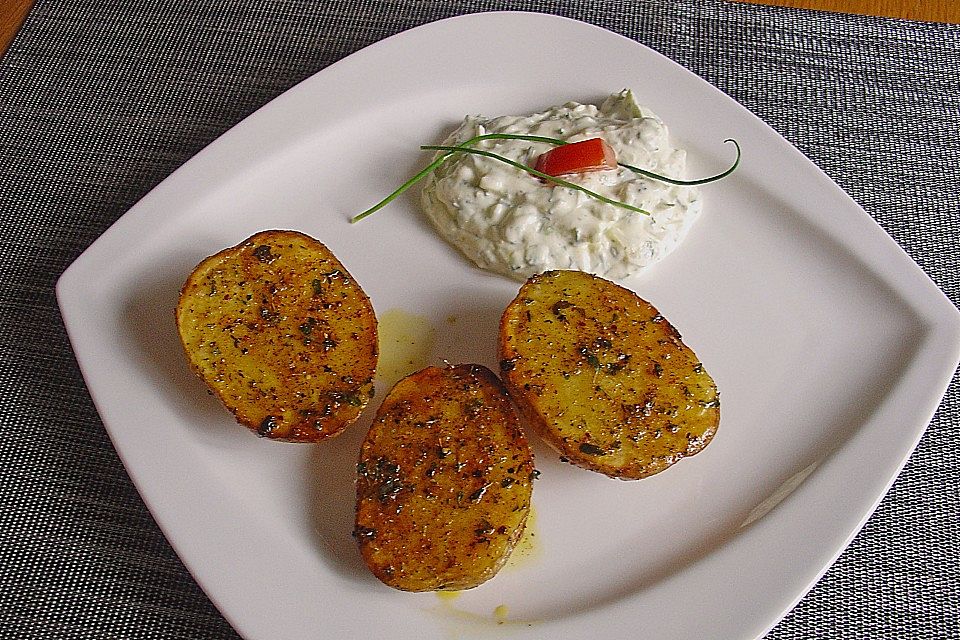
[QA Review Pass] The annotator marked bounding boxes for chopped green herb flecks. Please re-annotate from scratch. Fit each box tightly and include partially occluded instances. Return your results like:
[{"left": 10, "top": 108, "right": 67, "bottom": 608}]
[{"left": 579, "top": 443, "right": 607, "bottom": 456}]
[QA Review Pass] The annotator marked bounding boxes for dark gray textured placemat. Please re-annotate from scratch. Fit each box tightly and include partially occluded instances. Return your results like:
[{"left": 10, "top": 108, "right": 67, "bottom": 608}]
[{"left": 1, "top": 1, "right": 957, "bottom": 638}]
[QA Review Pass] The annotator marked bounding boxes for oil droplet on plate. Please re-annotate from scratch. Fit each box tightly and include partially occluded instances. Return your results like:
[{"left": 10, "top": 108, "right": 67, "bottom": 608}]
[
  {"left": 431, "top": 588, "right": 539, "bottom": 629},
  {"left": 377, "top": 308, "right": 435, "bottom": 388}
]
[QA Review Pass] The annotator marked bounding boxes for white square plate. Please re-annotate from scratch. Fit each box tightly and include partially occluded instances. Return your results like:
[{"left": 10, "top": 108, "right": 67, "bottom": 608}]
[{"left": 57, "top": 12, "right": 960, "bottom": 640}]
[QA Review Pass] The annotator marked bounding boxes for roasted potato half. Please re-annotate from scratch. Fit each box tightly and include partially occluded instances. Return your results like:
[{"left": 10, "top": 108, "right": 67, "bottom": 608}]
[
  {"left": 175, "top": 230, "right": 377, "bottom": 442},
  {"left": 355, "top": 364, "right": 535, "bottom": 591},
  {"left": 498, "top": 270, "right": 719, "bottom": 479}
]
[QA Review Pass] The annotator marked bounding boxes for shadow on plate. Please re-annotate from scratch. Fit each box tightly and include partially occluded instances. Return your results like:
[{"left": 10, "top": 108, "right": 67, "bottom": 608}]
[
  {"left": 118, "top": 251, "right": 241, "bottom": 440},
  {"left": 305, "top": 416, "right": 381, "bottom": 587}
]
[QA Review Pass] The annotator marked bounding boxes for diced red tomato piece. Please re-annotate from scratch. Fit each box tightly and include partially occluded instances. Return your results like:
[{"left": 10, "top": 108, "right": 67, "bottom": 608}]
[{"left": 533, "top": 138, "right": 617, "bottom": 177}]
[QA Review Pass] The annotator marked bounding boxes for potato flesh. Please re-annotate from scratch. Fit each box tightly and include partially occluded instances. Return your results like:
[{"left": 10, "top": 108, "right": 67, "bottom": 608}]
[
  {"left": 175, "top": 230, "right": 377, "bottom": 442},
  {"left": 355, "top": 365, "right": 534, "bottom": 591},
  {"left": 499, "top": 270, "right": 719, "bottom": 479}
]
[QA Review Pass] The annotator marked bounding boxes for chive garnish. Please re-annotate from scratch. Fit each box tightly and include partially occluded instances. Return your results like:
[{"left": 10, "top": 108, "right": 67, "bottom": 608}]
[
  {"left": 421, "top": 144, "right": 651, "bottom": 215},
  {"left": 350, "top": 154, "right": 449, "bottom": 223},
  {"left": 351, "top": 133, "right": 548, "bottom": 223},
  {"left": 350, "top": 133, "right": 739, "bottom": 223},
  {"left": 619, "top": 139, "right": 741, "bottom": 186}
]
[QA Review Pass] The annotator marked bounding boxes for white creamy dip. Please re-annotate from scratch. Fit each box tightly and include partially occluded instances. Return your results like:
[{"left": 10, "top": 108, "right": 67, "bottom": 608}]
[{"left": 420, "top": 90, "right": 702, "bottom": 281}]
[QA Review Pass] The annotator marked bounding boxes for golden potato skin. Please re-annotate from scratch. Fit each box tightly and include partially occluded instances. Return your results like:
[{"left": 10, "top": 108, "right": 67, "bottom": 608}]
[
  {"left": 175, "top": 230, "right": 377, "bottom": 442},
  {"left": 498, "top": 270, "right": 719, "bottom": 480},
  {"left": 355, "top": 364, "right": 535, "bottom": 591}
]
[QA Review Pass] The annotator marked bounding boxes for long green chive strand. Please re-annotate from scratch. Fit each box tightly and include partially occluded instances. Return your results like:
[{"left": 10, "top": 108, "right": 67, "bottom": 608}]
[
  {"left": 618, "top": 139, "right": 741, "bottom": 186},
  {"left": 351, "top": 133, "right": 739, "bottom": 223},
  {"left": 421, "top": 145, "right": 651, "bottom": 215}
]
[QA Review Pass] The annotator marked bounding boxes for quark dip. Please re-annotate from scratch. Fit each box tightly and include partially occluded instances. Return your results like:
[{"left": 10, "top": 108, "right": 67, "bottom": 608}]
[{"left": 420, "top": 90, "right": 703, "bottom": 281}]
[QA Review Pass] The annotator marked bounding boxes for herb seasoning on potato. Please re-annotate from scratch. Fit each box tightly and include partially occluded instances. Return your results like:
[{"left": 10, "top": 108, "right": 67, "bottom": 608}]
[
  {"left": 355, "top": 364, "right": 534, "bottom": 591},
  {"left": 175, "top": 230, "right": 377, "bottom": 442},
  {"left": 498, "top": 270, "right": 719, "bottom": 479}
]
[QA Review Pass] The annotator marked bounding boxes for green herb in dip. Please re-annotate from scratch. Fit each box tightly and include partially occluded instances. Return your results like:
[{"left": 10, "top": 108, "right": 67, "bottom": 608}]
[{"left": 420, "top": 90, "right": 704, "bottom": 281}]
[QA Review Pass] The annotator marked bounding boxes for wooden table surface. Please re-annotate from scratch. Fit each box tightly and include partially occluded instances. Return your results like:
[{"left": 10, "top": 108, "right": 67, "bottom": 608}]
[
  {"left": 734, "top": 0, "right": 960, "bottom": 22},
  {"left": 1, "top": 1, "right": 957, "bottom": 57}
]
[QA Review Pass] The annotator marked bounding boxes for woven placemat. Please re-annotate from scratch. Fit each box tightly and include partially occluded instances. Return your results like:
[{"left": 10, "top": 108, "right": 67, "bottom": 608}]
[{"left": 1, "top": 1, "right": 957, "bottom": 638}]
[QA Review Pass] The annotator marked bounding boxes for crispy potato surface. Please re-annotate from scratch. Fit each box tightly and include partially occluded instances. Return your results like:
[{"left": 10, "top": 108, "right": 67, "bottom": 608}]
[
  {"left": 175, "top": 230, "right": 377, "bottom": 442},
  {"left": 355, "top": 364, "right": 534, "bottom": 591},
  {"left": 499, "top": 270, "right": 719, "bottom": 479}
]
